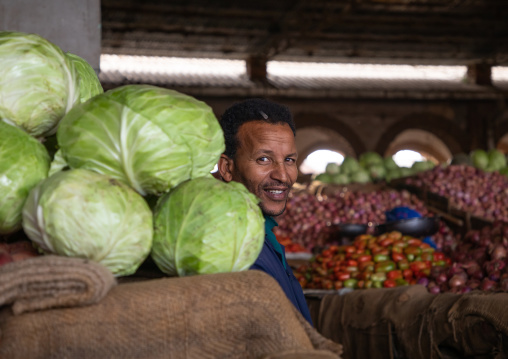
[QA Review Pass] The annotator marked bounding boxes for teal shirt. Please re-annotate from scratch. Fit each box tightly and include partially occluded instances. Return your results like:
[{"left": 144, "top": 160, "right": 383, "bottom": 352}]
[{"left": 264, "top": 215, "right": 287, "bottom": 269}]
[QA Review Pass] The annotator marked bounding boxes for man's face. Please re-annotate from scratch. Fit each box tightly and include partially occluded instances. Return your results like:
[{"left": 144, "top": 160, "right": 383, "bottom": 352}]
[{"left": 222, "top": 121, "right": 298, "bottom": 217}]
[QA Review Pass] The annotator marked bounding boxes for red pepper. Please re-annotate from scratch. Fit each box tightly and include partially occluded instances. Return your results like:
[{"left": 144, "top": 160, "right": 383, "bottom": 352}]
[
  {"left": 383, "top": 279, "right": 397, "bottom": 288},
  {"left": 357, "top": 254, "right": 372, "bottom": 263},
  {"left": 433, "top": 252, "right": 445, "bottom": 261},
  {"left": 358, "top": 261, "right": 375, "bottom": 272},
  {"left": 421, "top": 252, "right": 434, "bottom": 262},
  {"left": 333, "top": 281, "right": 343, "bottom": 290},
  {"left": 335, "top": 272, "right": 351, "bottom": 281},
  {"left": 343, "top": 246, "right": 356, "bottom": 255},
  {"left": 409, "top": 261, "right": 427, "bottom": 273},
  {"left": 407, "top": 238, "right": 423, "bottom": 247},
  {"left": 346, "top": 259, "right": 358, "bottom": 267},
  {"left": 404, "top": 246, "right": 422, "bottom": 256},
  {"left": 378, "top": 237, "right": 394, "bottom": 248},
  {"left": 386, "top": 269, "right": 403, "bottom": 280},
  {"left": 391, "top": 252, "right": 406, "bottom": 263},
  {"left": 402, "top": 268, "right": 414, "bottom": 280}
]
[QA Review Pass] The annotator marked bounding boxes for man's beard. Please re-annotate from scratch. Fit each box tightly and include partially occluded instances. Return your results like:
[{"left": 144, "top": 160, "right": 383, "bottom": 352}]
[{"left": 260, "top": 201, "right": 287, "bottom": 217}]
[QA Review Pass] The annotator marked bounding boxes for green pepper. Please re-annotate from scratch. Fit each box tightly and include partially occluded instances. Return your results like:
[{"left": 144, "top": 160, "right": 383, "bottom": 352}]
[
  {"left": 375, "top": 260, "right": 396, "bottom": 273},
  {"left": 343, "top": 278, "right": 358, "bottom": 289},
  {"left": 395, "top": 278, "right": 409, "bottom": 286},
  {"left": 371, "top": 272, "right": 387, "bottom": 282},
  {"left": 373, "top": 254, "right": 389, "bottom": 263}
]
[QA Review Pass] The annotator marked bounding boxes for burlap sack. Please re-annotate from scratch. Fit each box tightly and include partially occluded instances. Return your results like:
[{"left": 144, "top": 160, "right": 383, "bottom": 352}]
[
  {"left": 0, "top": 270, "right": 342, "bottom": 359},
  {"left": 309, "top": 286, "right": 508, "bottom": 359},
  {"left": 0, "top": 255, "right": 116, "bottom": 315}
]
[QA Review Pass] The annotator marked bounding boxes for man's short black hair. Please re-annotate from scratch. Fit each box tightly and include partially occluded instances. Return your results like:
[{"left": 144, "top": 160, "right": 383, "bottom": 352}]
[{"left": 220, "top": 98, "right": 296, "bottom": 158}]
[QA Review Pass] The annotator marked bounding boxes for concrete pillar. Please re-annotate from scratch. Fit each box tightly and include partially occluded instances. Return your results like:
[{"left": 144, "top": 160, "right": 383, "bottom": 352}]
[{"left": 0, "top": 0, "right": 101, "bottom": 71}]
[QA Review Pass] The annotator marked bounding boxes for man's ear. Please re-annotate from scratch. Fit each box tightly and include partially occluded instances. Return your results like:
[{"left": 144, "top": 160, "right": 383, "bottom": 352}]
[{"left": 218, "top": 154, "right": 234, "bottom": 182}]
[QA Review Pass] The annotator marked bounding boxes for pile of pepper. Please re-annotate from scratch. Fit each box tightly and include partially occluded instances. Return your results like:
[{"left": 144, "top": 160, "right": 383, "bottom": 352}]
[{"left": 294, "top": 231, "right": 451, "bottom": 290}]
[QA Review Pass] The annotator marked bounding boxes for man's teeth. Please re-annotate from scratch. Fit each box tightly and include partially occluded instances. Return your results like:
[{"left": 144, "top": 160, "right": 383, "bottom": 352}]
[{"left": 268, "top": 190, "right": 283, "bottom": 194}]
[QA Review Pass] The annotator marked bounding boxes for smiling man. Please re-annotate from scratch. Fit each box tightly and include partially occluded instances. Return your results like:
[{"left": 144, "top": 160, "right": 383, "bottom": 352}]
[{"left": 218, "top": 98, "right": 313, "bottom": 325}]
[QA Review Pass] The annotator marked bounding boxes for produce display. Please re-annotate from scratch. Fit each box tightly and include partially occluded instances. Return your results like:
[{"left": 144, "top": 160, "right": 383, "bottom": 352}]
[
  {"left": 425, "top": 221, "right": 508, "bottom": 294},
  {"left": 151, "top": 177, "right": 264, "bottom": 276},
  {"left": 274, "top": 187, "right": 430, "bottom": 251},
  {"left": 294, "top": 231, "right": 451, "bottom": 290},
  {"left": 404, "top": 164, "right": 508, "bottom": 222},
  {"left": 314, "top": 151, "right": 435, "bottom": 185},
  {"left": 276, "top": 235, "right": 311, "bottom": 253},
  {"left": 469, "top": 148, "right": 507, "bottom": 173},
  {"left": 1, "top": 31, "right": 256, "bottom": 279}
]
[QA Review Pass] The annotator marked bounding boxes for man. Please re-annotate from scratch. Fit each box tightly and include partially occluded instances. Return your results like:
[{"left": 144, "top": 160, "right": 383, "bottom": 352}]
[{"left": 217, "top": 98, "right": 313, "bottom": 325}]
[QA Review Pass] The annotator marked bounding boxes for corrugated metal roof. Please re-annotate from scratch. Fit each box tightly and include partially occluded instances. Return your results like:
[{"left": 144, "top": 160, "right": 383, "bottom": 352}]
[{"left": 99, "top": 68, "right": 507, "bottom": 100}]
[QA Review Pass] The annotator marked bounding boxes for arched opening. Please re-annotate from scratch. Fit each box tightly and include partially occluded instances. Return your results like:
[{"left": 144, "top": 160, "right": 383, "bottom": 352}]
[
  {"left": 295, "top": 126, "right": 356, "bottom": 175},
  {"left": 299, "top": 149, "right": 345, "bottom": 175},
  {"left": 392, "top": 150, "right": 425, "bottom": 167},
  {"left": 375, "top": 113, "right": 468, "bottom": 158},
  {"left": 383, "top": 129, "right": 452, "bottom": 164}
]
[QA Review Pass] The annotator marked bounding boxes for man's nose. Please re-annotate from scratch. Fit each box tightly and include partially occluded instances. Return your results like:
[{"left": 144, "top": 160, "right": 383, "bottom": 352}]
[{"left": 271, "top": 162, "right": 289, "bottom": 183}]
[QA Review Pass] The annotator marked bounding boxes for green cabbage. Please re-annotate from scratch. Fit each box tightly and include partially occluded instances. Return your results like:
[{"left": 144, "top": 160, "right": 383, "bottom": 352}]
[
  {"left": 359, "top": 151, "right": 383, "bottom": 168},
  {"left": 340, "top": 156, "right": 361, "bottom": 174},
  {"left": 0, "top": 31, "right": 79, "bottom": 137},
  {"left": 0, "top": 121, "right": 50, "bottom": 234},
  {"left": 151, "top": 177, "right": 264, "bottom": 276},
  {"left": 57, "top": 84, "right": 225, "bottom": 195},
  {"left": 66, "top": 52, "right": 104, "bottom": 103},
  {"left": 487, "top": 149, "right": 506, "bottom": 171},
  {"left": 22, "top": 169, "right": 153, "bottom": 276},
  {"left": 471, "top": 149, "right": 489, "bottom": 171},
  {"left": 325, "top": 162, "right": 341, "bottom": 175}
]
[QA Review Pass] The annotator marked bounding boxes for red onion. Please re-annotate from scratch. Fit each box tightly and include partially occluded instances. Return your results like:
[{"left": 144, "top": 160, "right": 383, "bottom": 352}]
[
  {"left": 449, "top": 274, "right": 466, "bottom": 289},
  {"left": 429, "top": 285, "right": 441, "bottom": 294},
  {"left": 480, "top": 279, "right": 497, "bottom": 291},
  {"left": 490, "top": 244, "right": 507, "bottom": 260}
]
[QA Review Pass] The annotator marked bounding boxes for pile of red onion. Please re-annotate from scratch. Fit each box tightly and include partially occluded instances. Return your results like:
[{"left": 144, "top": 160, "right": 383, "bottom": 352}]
[
  {"left": 405, "top": 165, "right": 508, "bottom": 222},
  {"left": 423, "top": 221, "right": 508, "bottom": 293}
]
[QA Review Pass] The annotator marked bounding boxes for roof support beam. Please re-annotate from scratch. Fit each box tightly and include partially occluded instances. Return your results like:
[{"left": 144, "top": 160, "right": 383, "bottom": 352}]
[{"left": 466, "top": 63, "right": 492, "bottom": 85}]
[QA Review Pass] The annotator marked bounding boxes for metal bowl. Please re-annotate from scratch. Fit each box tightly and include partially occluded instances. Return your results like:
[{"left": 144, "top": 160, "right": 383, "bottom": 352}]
[
  {"left": 335, "top": 223, "right": 369, "bottom": 239},
  {"left": 376, "top": 217, "right": 440, "bottom": 238}
]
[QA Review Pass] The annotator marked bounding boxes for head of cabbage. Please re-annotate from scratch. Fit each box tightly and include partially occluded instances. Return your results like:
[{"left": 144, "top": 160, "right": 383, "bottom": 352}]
[
  {"left": 66, "top": 52, "right": 104, "bottom": 104},
  {"left": 22, "top": 168, "right": 153, "bottom": 276},
  {"left": 151, "top": 177, "right": 265, "bottom": 276},
  {"left": 0, "top": 121, "right": 50, "bottom": 234},
  {"left": 0, "top": 31, "right": 102, "bottom": 138},
  {"left": 57, "top": 84, "right": 225, "bottom": 196}
]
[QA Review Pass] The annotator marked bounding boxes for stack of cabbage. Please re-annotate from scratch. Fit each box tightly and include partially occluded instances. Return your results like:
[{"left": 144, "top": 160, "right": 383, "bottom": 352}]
[{"left": 0, "top": 31, "right": 265, "bottom": 277}]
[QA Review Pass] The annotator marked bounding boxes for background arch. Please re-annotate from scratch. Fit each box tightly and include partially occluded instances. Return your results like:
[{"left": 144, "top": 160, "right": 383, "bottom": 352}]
[{"left": 375, "top": 113, "right": 469, "bottom": 158}]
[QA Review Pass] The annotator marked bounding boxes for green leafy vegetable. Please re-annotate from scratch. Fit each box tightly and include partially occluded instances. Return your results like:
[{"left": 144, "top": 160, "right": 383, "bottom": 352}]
[
  {"left": 66, "top": 52, "right": 104, "bottom": 103},
  {"left": 0, "top": 31, "right": 79, "bottom": 137},
  {"left": 22, "top": 169, "right": 153, "bottom": 276},
  {"left": 57, "top": 84, "right": 225, "bottom": 195},
  {"left": 0, "top": 121, "right": 50, "bottom": 234},
  {"left": 151, "top": 177, "right": 264, "bottom": 276}
]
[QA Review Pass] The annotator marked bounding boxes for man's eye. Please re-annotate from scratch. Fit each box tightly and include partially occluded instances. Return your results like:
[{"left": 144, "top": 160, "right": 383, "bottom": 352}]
[
  {"left": 258, "top": 157, "right": 269, "bottom": 162},
  {"left": 286, "top": 158, "right": 296, "bottom": 164}
]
